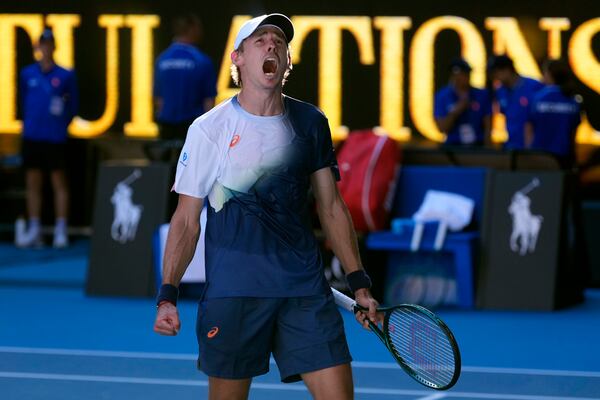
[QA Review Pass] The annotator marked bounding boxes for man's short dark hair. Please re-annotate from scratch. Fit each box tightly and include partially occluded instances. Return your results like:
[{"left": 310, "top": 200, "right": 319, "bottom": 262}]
[
  {"left": 487, "top": 54, "right": 515, "bottom": 72},
  {"left": 39, "top": 28, "right": 55, "bottom": 44},
  {"left": 172, "top": 14, "right": 202, "bottom": 38},
  {"left": 449, "top": 57, "right": 472, "bottom": 74}
]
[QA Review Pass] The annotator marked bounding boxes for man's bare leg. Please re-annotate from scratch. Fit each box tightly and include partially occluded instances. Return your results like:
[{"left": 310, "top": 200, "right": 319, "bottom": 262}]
[
  {"left": 302, "top": 363, "right": 353, "bottom": 400},
  {"left": 208, "top": 377, "right": 252, "bottom": 400},
  {"left": 50, "top": 169, "right": 69, "bottom": 220},
  {"left": 26, "top": 169, "right": 43, "bottom": 220}
]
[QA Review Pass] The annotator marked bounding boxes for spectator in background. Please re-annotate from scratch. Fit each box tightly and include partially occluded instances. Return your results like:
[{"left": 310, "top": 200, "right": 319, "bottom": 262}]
[
  {"left": 17, "top": 28, "right": 79, "bottom": 248},
  {"left": 525, "top": 59, "right": 582, "bottom": 168},
  {"left": 434, "top": 58, "right": 492, "bottom": 146},
  {"left": 154, "top": 14, "right": 217, "bottom": 141},
  {"left": 488, "top": 54, "right": 544, "bottom": 150}
]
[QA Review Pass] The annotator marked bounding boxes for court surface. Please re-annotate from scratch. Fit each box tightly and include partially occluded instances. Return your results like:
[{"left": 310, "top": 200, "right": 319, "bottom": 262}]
[{"left": 1, "top": 240, "right": 599, "bottom": 399}]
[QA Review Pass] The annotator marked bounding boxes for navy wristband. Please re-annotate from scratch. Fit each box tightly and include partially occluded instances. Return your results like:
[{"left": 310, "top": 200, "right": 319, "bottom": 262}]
[
  {"left": 156, "top": 284, "right": 179, "bottom": 307},
  {"left": 346, "top": 270, "right": 372, "bottom": 293}
]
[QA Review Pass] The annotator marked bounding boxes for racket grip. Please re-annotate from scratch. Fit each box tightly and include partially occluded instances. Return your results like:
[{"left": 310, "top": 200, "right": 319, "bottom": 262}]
[{"left": 331, "top": 287, "right": 357, "bottom": 312}]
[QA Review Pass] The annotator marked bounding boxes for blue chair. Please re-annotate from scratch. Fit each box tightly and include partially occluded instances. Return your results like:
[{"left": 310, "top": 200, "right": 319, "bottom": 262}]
[{"left": 366, "top": 166, "right": 489, "bottom": 308}]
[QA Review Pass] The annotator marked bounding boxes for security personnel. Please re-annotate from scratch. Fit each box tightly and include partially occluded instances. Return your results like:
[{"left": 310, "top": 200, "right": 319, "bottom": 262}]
[
  {"left": 488, "top": 55, "right": 544, "bottom": 150},
  {"left": 18, "top": 28, "right": 78, "bottom": 248},
  {"left": 434, "top": 58, "right": 492, "bottom": 146},
  {"left": 526, "top": 59, "right": 581, "bottom": 168},
  {"left": 154, "top": 14, "right": 217, "bottom": 141}
]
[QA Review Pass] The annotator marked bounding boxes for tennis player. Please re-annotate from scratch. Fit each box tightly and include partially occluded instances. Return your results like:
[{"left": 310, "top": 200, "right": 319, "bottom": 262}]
[{"left": 153, "top": 13, "right": 378, "bottom": 400}]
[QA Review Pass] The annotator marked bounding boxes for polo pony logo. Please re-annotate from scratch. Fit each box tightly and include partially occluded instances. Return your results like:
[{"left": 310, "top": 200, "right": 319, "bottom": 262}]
[
  {"left": 508, "top": 178, "right": 543, "bottom": 256},
  {"left": 111, "top": 169, "right": 144, "bottom": 244}
]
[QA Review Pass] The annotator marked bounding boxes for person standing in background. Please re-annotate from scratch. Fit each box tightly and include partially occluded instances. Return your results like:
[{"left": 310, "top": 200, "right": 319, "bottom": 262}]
[
  {"left": 154, "top": 14, "right": 217, "bottom": 141},
  {"left": 434, "top": 58, "right": 492, "bottom": 146},
  {"left": 488, "top": 54, "right": 544, "bottom": 150},
  {"left": 17, "top": 28, "right": 78, "bottom": 249},
  {"left": 525, "top": 59, "right": 582, "bottom": 169}
]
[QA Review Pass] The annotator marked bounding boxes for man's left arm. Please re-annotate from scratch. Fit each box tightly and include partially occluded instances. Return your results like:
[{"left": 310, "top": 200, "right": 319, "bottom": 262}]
[{"left": 311, "top": 167, "right": 379, "bottom": 327}]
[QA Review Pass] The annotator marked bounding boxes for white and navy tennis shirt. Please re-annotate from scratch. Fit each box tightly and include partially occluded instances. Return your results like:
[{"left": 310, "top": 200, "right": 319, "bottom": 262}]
[{"left": 173, "top": 95, "right": 339, "bottom": 298}]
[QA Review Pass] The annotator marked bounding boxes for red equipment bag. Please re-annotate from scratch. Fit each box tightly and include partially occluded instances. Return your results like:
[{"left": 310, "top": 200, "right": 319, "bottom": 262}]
[{"left": 336, "top": 129, "right": 401, "bottom": 232}]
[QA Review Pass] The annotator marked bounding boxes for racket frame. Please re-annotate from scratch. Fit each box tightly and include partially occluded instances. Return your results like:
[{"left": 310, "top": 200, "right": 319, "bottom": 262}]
[{"left": 331, "top": 288, "right": 461, "bottom": 390}]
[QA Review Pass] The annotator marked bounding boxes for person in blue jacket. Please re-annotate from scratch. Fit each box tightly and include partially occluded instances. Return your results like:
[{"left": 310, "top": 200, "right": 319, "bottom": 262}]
[
  {"left": 525, "top": 59, "right": 582, "bottom": 168},
  {"left": 488, "top": 54, "right": 544, "bottom": 150},
  {"left": 154, "top": 14, "right": 217, "bottom": 141},
  {"left": 17, "top": 28, "right": 78, "bottom": 248},
  {"left": 434, "top": 58, "right": 492, "bottom": 146}
]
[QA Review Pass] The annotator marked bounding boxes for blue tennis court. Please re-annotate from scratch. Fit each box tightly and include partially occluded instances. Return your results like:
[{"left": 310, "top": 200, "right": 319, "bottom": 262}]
[{"left": 1, "top": 240, "right": 599, "bottom": 399}]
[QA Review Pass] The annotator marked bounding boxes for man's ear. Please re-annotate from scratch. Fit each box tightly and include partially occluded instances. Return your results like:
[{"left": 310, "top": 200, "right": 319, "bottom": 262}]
[{"left": 231, "top": 50, "right": 242, "bottom": 67}]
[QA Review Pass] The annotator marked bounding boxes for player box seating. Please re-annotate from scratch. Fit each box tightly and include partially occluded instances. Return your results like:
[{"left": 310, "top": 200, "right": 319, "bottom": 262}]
[{"left": 366, "top": 166, "right": 489, "bottom": 308}]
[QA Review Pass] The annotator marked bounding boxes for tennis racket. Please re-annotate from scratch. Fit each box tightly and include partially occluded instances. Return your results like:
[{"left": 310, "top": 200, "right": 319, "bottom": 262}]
[{"left": 331, "top": 287, "right": 461, "bottom": 390}]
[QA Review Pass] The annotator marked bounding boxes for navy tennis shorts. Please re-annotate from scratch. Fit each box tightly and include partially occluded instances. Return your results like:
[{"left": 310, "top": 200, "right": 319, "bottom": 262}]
[
  {"left": 196, "top": 293, "right": 352, "bottom": 382},
  {"left": 21, "top": 139, "right": 67, "bottom": 170}
]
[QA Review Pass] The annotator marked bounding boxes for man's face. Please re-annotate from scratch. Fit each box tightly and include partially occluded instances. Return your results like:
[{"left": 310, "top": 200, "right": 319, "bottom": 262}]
[
  {"left": 38, "top": 40, "right": 54, "bottom": 61},
  {"left": 450, "top": 70, "right": 470, "bottom": 91},
  {"left": 232, "top": 26, "right": 290, "bottom": 89},
  {"left": 490, "top": 67, "right": 512, "bottom": 86}
]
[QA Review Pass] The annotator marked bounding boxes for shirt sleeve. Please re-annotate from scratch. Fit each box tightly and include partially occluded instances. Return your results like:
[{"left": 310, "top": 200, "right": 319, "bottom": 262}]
[
  {"left": 312, "top": 114, "right": 340, "bottom": 180},
  {"left": 434, "top": 90, "right": 447, "bottom": 118},
  {"left": 526, "top": 95, "right": 538, "bottom": 124},
  {"left": 481, "top": 90, "right": 492, "bottom": 117},
  {"left": 172, "top": 123, "right": 221, "bottom": 198}
]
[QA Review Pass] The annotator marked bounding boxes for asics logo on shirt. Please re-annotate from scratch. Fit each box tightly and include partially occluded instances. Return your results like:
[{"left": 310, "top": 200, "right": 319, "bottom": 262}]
[{"left": 229, "top": 134, "right": 241, "bottom": 147}]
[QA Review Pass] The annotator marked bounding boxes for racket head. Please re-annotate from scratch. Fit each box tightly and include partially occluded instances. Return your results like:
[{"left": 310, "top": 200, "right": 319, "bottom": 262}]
[{"left": 382, "top": 304, "right": 461, "bottom": 390}]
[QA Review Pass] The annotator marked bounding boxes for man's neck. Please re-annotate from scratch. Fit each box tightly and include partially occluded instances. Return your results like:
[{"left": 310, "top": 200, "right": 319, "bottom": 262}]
[
  {"left": 237, "top": 87, "right": 284, "bottom": 116},
  {"left": 507, "top": 73, "right": 520, "bottom": 88},
  {"left": 39, "top": 59, "right": 54, "bottom": 72},
  {"left": 174, "top": 36, "right": 195, "bottom": 46}
]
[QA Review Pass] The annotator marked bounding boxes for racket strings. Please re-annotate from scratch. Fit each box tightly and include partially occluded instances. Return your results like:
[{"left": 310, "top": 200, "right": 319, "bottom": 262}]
[{"left": 387, "top": 308, "right": 457, "bottom": 387}]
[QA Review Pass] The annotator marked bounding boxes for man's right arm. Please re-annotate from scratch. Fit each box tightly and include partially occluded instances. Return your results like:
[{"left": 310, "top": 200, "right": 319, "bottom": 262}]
[
  {"left": 154, "top": 194, "right": 203, "bottom": 336},
  {"left": 162, "top": 194, "right": 204, "bottom": 286},
  {"left": 435, "top": 96, "right": 470, "bottom": 133}
]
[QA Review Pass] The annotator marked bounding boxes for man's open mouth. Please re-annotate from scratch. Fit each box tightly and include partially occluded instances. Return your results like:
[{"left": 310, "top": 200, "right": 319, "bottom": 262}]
[{"left": 263, "top": 58, "right": 277, "bottom": 75}]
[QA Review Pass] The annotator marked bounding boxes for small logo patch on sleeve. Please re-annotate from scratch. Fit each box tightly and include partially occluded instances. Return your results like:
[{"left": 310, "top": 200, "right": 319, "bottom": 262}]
[{"left": 179, "top": 151, "right": 189, "bottom": 167}]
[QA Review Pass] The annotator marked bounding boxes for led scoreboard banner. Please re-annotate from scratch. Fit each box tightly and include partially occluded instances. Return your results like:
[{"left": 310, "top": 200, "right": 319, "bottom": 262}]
[{"left": 0, "top": 2, "right": 599, "bottom": 144}]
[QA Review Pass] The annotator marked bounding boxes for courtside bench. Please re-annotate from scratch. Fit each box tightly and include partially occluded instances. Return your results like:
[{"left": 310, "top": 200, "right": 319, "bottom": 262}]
[{"left": 366, "top": 166, "right": 489, "bottom": 308}]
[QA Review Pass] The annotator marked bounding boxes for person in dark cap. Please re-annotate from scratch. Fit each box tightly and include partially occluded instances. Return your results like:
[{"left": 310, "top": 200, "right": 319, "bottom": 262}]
[
  {"left": 17, "top": 28, "right": 78, "bottom": 248},
  {"left": 153, "top": 13, "right": 379, "bottom": 399},
  {"left": 488, "top": 54, "right": 543, "bottom": 149},
  {"left": 434, "top": 57, "right": 492, "bottom": 146}
]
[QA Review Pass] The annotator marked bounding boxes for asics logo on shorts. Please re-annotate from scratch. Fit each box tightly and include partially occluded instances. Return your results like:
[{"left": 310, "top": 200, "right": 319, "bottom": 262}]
[{"left": 207, "top": 327, "right": 219, "bottom": 338}]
